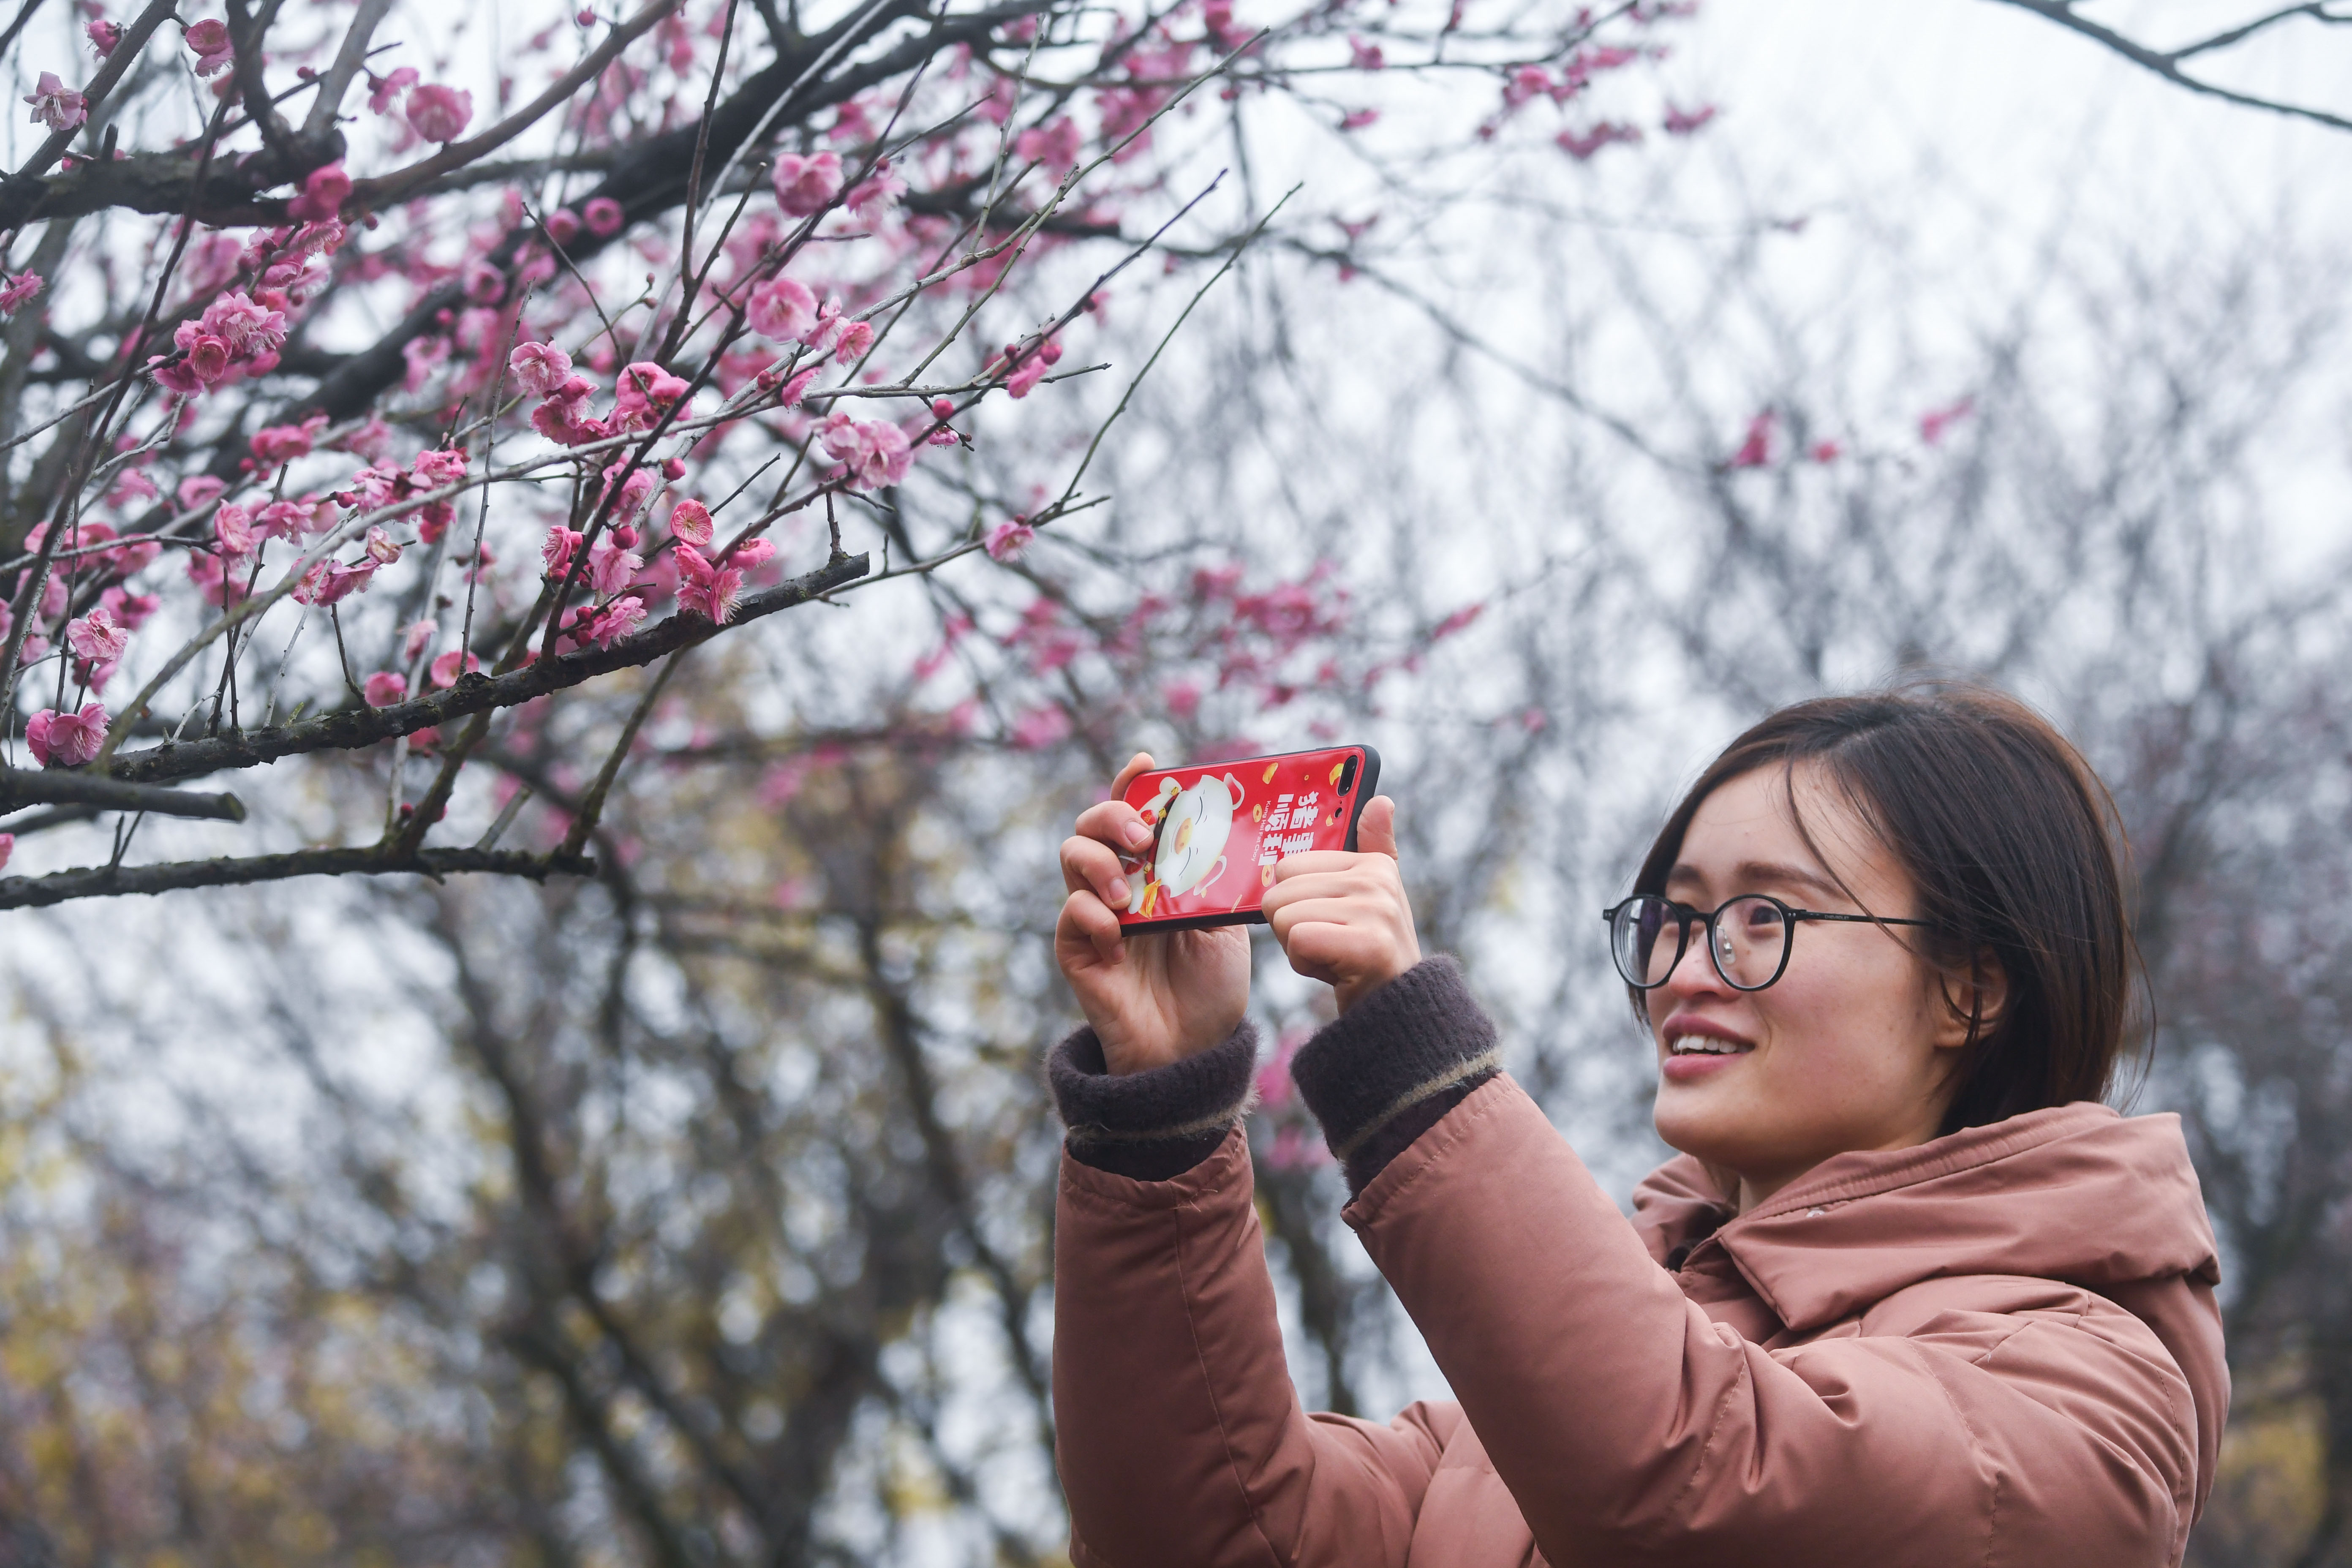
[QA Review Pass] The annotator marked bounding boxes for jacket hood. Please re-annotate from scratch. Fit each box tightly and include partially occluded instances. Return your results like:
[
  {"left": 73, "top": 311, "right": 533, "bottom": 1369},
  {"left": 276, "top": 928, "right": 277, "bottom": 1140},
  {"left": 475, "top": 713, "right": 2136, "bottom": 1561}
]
[{"left": 1631, "top": 1101, "right": 2221, "bottom": 1336}]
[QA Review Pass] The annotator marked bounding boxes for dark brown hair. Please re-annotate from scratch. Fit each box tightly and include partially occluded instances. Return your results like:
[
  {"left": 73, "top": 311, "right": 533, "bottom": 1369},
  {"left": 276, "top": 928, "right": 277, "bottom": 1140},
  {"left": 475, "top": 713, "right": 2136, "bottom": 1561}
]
[{"left": 1629, "top": 681, "right": 2138, "bottom": 1135}]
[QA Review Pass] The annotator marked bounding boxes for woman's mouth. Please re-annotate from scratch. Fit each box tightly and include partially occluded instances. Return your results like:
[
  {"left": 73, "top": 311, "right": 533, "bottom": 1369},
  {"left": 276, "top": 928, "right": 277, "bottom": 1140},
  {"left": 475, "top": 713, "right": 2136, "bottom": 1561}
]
[
  {"left": 1667, "top": 1034, "right": 1754, "bottom": 1056},
  {"left": 1660, "top": 1028, "right": 1756, "bottom": 1082}
]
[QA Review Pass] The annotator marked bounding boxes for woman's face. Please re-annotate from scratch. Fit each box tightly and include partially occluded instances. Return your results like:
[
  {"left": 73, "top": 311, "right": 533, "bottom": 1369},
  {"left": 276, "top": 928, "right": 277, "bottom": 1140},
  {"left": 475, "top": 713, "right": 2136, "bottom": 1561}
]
[{"left": 1648, "top": 763, "right": 1985, "bottom": 1211}]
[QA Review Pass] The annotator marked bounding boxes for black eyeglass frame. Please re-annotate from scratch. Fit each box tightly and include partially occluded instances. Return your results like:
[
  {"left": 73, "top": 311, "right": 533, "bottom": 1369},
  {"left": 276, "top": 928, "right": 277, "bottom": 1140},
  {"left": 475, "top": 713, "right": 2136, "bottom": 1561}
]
[{"left": 1599, "top": 893, "right": 1933, "bottom": 993}]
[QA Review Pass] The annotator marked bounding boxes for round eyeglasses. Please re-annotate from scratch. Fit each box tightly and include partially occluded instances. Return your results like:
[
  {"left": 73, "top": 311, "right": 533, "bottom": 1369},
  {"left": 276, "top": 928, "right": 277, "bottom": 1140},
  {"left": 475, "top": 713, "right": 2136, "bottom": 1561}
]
[{"left": 1600, "top": 893, "right": 1931, "bottom": 993}]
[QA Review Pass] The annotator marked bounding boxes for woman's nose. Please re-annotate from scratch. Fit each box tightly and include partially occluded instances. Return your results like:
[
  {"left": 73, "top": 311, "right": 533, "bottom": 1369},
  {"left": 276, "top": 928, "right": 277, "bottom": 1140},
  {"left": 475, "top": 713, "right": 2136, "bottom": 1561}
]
[{"left": 1658, "top": 927, "right": 1735, "bottom": 1005}]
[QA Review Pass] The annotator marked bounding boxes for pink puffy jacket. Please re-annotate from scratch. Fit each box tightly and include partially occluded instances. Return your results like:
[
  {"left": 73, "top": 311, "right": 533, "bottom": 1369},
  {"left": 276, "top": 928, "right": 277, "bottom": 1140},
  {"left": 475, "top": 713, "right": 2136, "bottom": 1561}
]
[{"left": 1053, "top": 1075, "right": 2227, "bottom": 1567}]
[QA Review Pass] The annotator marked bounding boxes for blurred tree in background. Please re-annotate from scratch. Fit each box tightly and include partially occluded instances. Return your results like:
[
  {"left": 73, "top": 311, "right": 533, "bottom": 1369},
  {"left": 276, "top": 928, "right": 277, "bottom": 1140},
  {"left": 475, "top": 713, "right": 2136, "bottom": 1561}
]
[{"left": 3, "top": 0, "right": 2352, "bottom": 1564}]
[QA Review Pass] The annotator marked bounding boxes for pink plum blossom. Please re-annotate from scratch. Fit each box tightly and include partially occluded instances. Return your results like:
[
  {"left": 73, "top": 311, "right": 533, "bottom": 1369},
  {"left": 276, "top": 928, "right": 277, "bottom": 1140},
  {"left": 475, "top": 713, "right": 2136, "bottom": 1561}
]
[
  {"left": 1009, "top": 704, "right": 1070, "bottom": 749},
  {"left": 406, "top": 83, "right": 473, "bottom": 143},
  {"left": 1557, "top": 121, "right": 1642, "bottom": 160},
  {"left": 429, "top": 648, "right": 481, "bottom": 688},
  {"left": 250, "top": 500, "right": 305, "bottom": 542},
  {"left": 985, "top": 519, "right": 1034, "bottom": 561},
  {"left": 26, "top": 703, "right": 108, "bottom": 768},
  {"left": 587, "top": 539, "right": 641, "bottom": 598},
  {"left": 542, "top": 525, "right": 584, "bottom": 577},
  {"left": 531, "top": 380, "right": 608, "bottom": 446},
  {"left": 597, "top": 461, "right": 656, "bottom": 518},
  {"left": 0, "top": 272, "right": 43, "bottom": 317},
  {"left": 509, "top": 340, "right": 572, "bottom": 396},
  {"left": 102, "top": 589, "right": 159, "bottom": 632},
  {"left": 401, "top": 620, "right": 436, "bottom": 662},
  {"left": 182, "top": 331, "right": 231, "bottom": 383},
  {"left": 727, "top": 538, "right": 775, "bottom": 570},
  {"left": 816, "top": 413, "right": 912, "bottom": 490},
  {"left": 1003, "top": 335, "right": 1062, "bottom": 398},
  {"left": 365, "top": 526, "right": 403, "bottom": 565},
  {"left": 202, "top": 291, "right": 286, "bottom": 355},
  {"left": 24, "top": 72, "right": 88, "bottom": 131},
  {"left": 667, "top": 499, "right": 713, "bottom": 547},
  {"left": 0, "top": 833, "right": 11, "bottom": 872},
  {"left": 1728, "top": 411, "right": 1773, "bottom": 469},
  {"left": 543, "top": 207, "right": 583, "bottom": 245},
  {"left": 746, "top": 276, "right": 817, "bottom": 340},
  {"left": 673, "top": 543, "right": 743, "bottom": 623},
  {"left": 574, "top": 596, "right": 647, "bottom": 648},
  {"left": 771, "top": 151, "right": 841, "bottom": 217},
  {"left": 250, "top": 423, "right": 320, "bottom": 469},
  {"left": 612, "top": 362, "right": 689, "bottom": 427},
  {"left": 364, "top": 671, "right": 408, "bottom": 706},
  {"left": 462, "top": 259, "right": 505, "bottom": 304},
  {"left": 214, "top": 504, "right": 256, "bottom": 558},
  {"left": 833, "top": 319, "right": 874, "bottom": 361},
  {"left": 66, "top": 606, "right": 129, "bottom": 666},
  {"left": 1014, "top": 117, "right": 1081, "bottom": 169},
  {"left": 184, "top": 19, "right": 233, "bottom": 76},
  {"left": 411, "top": 445, "right": 470, "bottom": 487},
  {"left": 1662, "top": 102, "right": 1718, "bottom": 136},
  {"left": 177, "top": 474, "right": 226, "bottom": 511},
  {"left": 583, "top": 196, "right": 624, "bottom": 235},
  {"left": 86, "top": 19, "right": 123, "bottom": 55},
  {"left": 1919, "top": 396, "right": 1976, "bottom": 445},
  {"left": 844, "top": 162, "right": 905, "bottom": 225},
  {"left": 286, "top": 161, "right": 350, "bottom": 222},
  {"left": 367, "top": 65, "right": 417, "bottom": 114},
  {"left": 291, "top": 559, "right": 376, "bottom": 606}
]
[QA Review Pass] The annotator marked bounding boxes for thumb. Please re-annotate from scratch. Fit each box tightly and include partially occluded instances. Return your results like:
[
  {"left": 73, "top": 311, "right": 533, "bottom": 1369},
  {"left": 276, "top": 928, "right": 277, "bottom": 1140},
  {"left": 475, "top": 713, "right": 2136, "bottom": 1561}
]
[{"left": 1357, "top": 794, "right": 1399, "bottom": 860}]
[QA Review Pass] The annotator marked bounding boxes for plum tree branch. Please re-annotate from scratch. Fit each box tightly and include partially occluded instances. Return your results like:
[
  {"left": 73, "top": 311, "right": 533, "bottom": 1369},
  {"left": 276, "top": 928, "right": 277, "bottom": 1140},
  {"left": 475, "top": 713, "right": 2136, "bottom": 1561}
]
[
  {"left": 0, "top": 768, "right": 246, "bottom": 820},
  {"left": 102, "top": 550, "right": 870, "bottom": 787},
  {"left": 0, "top": 843, "right": 594, "bottom": 908}
]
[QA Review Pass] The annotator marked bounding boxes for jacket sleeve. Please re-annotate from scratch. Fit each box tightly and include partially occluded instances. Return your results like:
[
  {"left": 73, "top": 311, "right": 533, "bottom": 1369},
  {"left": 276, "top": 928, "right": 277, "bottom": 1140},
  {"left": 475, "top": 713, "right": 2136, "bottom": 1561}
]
[
  {"left": 1054, "top": 1127, "right": 1456, "bottom": 1568},
  {"left": 1348, "top": 1076, "right": 2198, "bottom": 1568}
]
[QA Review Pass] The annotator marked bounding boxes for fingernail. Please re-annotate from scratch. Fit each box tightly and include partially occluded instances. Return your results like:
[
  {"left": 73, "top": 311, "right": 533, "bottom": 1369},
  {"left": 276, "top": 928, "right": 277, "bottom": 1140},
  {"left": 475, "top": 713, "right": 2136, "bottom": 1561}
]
[
  {"left": 1123, "top": 823, "right": 1151, "bottom": 849},
  {"left": 1109, "top": 880, "right": 1129, "bottom": 904}
]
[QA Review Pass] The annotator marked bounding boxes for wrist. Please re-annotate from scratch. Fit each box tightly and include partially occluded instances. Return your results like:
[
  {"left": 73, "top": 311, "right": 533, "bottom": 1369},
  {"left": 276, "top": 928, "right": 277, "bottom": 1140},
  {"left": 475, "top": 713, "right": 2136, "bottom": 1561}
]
[
  {"left": 1333, "top": 942, "right": 1421, "bottom": 1014},
  {"left": 1049, "top": 1021, "right": 1261, "bottom": 1180}
]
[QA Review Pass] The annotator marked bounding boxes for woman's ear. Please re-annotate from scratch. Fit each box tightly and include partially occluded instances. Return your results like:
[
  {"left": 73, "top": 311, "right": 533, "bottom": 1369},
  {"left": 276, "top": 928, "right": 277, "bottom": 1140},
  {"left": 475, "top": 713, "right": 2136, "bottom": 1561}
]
[{"left": 1933, "top": 949, "right": 2009, "bottom": 1051}]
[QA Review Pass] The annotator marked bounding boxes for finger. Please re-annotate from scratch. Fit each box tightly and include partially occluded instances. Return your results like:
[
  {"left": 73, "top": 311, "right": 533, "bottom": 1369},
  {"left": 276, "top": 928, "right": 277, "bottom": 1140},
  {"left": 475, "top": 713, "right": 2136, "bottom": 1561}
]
[
  {"left": 1060, "top": 835, "right": 1133, "bottom": 906},
  {"left": 1277, "top": 920, "right": 1386, "bottom": 981},
  {"left": 1266, "top": 894, "right": 1377, "bottom": 939},
  {"left": 1060, "top": 889, "right": 1127, "bottom": 964},
  {"left": 1268, "top": 850, "right": 1366, "bottom": 882},
  {"left": 1109, "top": 751, "right": 1156, "bottom": 798},
  {"left": 1357, "top": 795, "right": 1399, "bottom": 860},
  {"left": 1075, "top": 798, "right": 1155, "bottom": 856}
]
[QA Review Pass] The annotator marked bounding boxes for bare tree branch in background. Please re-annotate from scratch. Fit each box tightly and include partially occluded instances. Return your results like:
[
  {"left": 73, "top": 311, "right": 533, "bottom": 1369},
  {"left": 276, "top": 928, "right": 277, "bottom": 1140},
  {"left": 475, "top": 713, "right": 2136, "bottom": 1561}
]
[{"left": 1988, "top": 0, "right": 2352, "bottom": 133}]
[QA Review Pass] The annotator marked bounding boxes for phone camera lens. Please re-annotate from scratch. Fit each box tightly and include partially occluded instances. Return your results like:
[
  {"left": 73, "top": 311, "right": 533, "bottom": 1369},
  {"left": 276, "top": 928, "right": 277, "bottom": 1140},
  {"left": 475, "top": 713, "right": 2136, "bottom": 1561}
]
[{"left": 1337, "top": 755, "right": 1358, "bottom": 793}]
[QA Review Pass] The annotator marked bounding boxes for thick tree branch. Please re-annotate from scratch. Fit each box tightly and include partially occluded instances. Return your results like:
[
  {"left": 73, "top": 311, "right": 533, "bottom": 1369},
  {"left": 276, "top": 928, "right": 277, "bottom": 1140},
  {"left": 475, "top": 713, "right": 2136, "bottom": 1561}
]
[
  {"left": 0, "top": 768, "right": 246, "bottom": 820},
  {"left": 0, "top": 844, "right": 594, "bottom": 908}
]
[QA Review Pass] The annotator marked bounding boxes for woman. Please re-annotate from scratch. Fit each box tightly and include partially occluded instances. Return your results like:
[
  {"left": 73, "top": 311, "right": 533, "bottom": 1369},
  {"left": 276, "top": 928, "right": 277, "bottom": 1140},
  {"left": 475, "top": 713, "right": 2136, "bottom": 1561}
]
[{"left": 1048, "top": 686, "right": 2226, "bottom": 1567}]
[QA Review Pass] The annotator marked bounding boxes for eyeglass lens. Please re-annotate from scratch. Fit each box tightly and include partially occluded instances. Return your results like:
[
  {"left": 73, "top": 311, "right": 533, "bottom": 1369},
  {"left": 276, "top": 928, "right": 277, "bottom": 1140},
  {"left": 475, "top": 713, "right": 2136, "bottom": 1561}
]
[{"left": 1612, "top": 895, "right": 1791, "bottom": 990}]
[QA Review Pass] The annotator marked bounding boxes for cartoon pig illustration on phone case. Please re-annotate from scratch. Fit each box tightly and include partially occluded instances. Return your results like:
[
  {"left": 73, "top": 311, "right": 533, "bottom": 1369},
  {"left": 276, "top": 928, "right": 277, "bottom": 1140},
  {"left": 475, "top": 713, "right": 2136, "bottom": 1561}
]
[{"left": 1128, "top": 773, "right": 1243, "bottom": 916}]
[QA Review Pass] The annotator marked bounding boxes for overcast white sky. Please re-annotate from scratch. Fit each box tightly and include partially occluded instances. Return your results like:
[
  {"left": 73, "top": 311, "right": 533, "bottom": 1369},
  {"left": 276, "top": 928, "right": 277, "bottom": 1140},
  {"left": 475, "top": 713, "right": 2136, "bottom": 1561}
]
[{"left": 1691, "top": 0, "right": 2350, "bottom": 253}]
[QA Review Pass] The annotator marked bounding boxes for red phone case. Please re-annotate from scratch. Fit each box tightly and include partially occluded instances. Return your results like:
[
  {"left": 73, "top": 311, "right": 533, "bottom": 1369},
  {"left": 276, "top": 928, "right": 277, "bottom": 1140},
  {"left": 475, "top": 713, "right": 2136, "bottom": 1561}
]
[{"left": 1114, "top": 745, "right": 1382, "bottom": 931}]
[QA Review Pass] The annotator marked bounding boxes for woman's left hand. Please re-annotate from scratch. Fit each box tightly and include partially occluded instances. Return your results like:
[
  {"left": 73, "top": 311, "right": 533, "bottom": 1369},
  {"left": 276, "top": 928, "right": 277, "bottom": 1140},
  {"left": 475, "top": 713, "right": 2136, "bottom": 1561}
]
[{"left": 1263, "top": 794, "right": 1422, "bottom": 1013}]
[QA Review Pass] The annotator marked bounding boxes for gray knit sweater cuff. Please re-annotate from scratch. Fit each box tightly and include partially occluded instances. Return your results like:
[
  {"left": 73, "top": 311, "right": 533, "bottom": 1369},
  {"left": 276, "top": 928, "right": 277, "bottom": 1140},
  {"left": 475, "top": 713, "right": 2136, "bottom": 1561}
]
[
  {"left": 1048, "top": 1021, "right": 1260, "bottom": 1181},
  {"left": 1290, "top": 956, "right": 1500, "bottom": 1165}
]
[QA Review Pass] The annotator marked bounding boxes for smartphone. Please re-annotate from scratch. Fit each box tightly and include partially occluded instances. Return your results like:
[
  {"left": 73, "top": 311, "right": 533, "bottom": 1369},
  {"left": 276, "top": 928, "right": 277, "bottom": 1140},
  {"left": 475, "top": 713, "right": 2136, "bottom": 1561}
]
[{"left": 1114, "top": 744, "right": 1382, "bottom": 932}]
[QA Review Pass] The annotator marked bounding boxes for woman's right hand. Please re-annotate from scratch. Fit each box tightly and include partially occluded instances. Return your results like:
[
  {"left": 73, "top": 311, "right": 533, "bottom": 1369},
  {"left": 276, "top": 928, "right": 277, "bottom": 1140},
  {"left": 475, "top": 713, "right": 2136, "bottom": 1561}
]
[{"left": 1056, "top": 751, "right": 1252, "bottom": 1075}]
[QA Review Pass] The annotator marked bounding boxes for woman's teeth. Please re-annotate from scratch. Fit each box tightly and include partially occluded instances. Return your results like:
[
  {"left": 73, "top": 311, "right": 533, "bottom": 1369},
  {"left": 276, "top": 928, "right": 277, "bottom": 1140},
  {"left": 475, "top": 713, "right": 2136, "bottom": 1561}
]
[{"left": 1669, "top": 1036, "right": 1753, "bottom": 1056}]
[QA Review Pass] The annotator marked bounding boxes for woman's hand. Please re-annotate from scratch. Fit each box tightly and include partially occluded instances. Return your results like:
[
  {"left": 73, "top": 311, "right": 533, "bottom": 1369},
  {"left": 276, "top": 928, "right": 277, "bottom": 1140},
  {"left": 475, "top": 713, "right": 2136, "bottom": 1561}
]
[
  {"left": 1263, "top": 795, "right": 1421, "bottom": 1013},
  {"left": 1056, "top": 752, "right": 1252, "bottom": 1075}
]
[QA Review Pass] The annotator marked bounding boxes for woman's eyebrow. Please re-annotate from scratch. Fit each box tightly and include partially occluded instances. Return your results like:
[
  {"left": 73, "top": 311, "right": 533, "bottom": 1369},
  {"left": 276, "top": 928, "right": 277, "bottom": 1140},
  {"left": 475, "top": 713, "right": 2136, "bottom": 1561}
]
[{"left": 1733, "top": 859, "right": 1846, "bottom": 901}]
